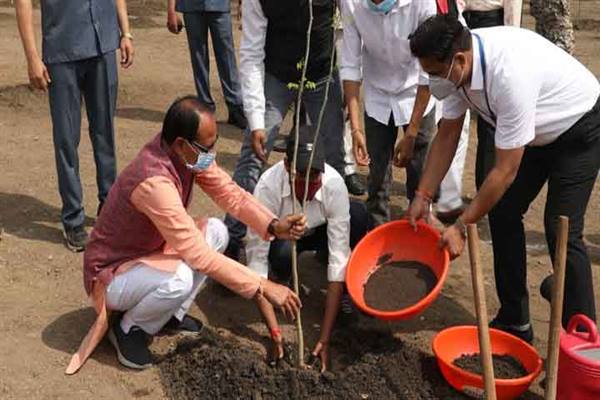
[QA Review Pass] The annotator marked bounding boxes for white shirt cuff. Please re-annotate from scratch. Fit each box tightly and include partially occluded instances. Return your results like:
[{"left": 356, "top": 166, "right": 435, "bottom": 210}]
[
  {"left": 327, "top": 265, "right": 347, "bottom": 282},
  {"left": 339, "top": 67, "right": 362, "bottom": 82},
  {"left": 247, "top": 112, "right": 265, "bottom": 132}
]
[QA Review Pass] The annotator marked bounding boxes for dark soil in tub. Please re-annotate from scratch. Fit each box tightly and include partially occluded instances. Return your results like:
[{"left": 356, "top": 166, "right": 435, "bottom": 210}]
[
  {"left": 159, "top": 327, "right": 469, "bottom": 399},
  {"left": 453, "top": 353, "right": 528, "bottom": 379},
  {"left": 364, "top": 261, "right": 438, "bottom": 311}
]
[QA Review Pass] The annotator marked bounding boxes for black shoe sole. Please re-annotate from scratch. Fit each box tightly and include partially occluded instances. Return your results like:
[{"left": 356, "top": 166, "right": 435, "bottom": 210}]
[{"left": 108, "top": 328, "right": 153, "bottom": 370}]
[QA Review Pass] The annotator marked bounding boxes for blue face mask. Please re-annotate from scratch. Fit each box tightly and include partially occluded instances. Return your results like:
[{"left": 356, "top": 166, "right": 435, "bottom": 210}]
[
  {"left": 367, "top": 0, "right": 397, "bottom": 14},
  {"left": 185, "top": 140, "right": 216, "bottom": 172}
]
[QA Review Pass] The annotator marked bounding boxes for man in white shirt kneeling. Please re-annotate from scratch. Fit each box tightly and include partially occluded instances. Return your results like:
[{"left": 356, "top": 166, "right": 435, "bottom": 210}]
[{"left": 246, "top": 127, "right": 369, "bottom": 372}]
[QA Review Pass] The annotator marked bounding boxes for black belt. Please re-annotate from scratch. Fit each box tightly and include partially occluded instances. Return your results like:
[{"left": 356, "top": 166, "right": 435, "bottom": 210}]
[{"left": 463, "top": 9, "right": 504, "bottom": 29}]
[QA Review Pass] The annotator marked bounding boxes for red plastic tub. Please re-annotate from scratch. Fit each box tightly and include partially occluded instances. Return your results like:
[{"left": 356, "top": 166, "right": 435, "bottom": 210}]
[
  {"left": 433, "top": 326, "right": 542, "bottom": 399},
  {"left": 345, "top": 220, "right": 449, "bottom": 321}
]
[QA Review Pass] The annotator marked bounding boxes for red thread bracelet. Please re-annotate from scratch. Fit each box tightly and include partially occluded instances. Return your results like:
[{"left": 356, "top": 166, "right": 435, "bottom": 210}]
[{"left": 270, "top": 327, "right": 282, "bottom": 339}]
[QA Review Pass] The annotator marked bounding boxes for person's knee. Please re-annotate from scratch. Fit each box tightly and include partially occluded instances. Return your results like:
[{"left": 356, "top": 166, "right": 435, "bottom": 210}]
[
  {"left": 206, "top": 217, "right": 229, "bottom": 253},
  {"left": 268, "top": 241, "right": 293, "bottom": 280},
  {"left": 163, "top": 263, "right": 195, "bottom": 300}
]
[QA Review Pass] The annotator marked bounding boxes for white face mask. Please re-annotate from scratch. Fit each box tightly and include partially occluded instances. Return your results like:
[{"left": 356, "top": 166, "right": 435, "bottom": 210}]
[{"left": 429, "top": 56, "right": 464, "bottom": 100}]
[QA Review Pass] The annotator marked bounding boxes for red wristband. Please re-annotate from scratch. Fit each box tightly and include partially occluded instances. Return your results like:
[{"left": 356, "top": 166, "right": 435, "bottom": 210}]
[
  {"left": 270, "top": 327, "right": 282, "bottom": 340},
  {"left": 415, "top": 189, "right": 433, "bottom": 202}
]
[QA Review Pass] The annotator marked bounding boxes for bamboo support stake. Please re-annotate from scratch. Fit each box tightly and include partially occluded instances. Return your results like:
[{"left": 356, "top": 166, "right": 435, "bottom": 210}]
[
  {"left": 289, "top": 0, "right": 314, "bottom": 368},
  {"left": 467, "top": 224, "right": 497, "bottom": 400},
  {"left": 544, "top": 216, "right": 569, "bottom": 400}
]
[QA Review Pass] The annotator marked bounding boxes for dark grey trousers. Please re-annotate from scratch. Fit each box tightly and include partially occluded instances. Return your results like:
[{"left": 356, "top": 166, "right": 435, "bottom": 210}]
[
  {"left": 47, "top": 52, "right": 117, "bottom": 230},
  {"left": 183, "top": 11, "right": 243, "bottom": 112},
  {"left": 364, "top": 110, "right": 437, "bottom": 227}
]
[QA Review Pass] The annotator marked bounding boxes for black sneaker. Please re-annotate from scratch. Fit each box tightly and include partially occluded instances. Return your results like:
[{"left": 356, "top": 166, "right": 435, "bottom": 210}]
[
  {"left": 490, "top": 318, "right": 534, "bottom": 344},
  {"left": 108, "top": 319, "right": 153, "bottom": 370},
  {"left": 227, "top": 109, "right": 248, "bottom": 130},
  {"left": 272, "top": 134, "right": 288, "bottom": 153},
  {"left": 540, "top": 274, "right": 553, "bottom": 303},
  {"left": 63, "top": 225, "right": 88, "bottom": 252},
  {"left": 345, "top": 173, "right": 366, "bottom": 196},
  {"left": 162, "top": 315, "right": 204, "bottom": 334}
]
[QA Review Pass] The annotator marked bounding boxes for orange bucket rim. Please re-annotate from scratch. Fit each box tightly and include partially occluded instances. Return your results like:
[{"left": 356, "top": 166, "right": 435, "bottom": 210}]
[
  {"left": 346, "top": 220, "right": 450, "bottom": 318},
  {"left": 432, "top": 326, "right": 543, "bottom": 385}
]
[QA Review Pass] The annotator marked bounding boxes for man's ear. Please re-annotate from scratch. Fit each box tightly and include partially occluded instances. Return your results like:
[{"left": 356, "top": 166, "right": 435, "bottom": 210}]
[
  {"left": 455, "top": 52, "right": 467, "bottom": 67},
  {"left": 172, "top": 137, "right": 189, "bottom": 160}
]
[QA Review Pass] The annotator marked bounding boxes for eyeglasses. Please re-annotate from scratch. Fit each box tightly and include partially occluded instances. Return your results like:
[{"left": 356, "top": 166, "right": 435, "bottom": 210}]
[{"left": 188, "top": 134, "right": 219, "bottom": 153}]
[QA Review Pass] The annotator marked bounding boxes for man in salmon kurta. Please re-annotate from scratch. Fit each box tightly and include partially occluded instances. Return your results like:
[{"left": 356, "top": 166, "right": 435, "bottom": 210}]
[{"left": 66, "top": 96, "right": 306, "bottom": 373}]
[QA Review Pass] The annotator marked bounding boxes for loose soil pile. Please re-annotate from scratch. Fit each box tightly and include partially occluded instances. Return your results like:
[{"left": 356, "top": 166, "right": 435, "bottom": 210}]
[
  {"left": 364, "top": 260, "right": 438, "bottom": 311},
  {"left": 453, "top": 354, "right": 528, "bottom": 379},
  {"left": 159, "top": 327, "right": 467, "bottom": 399}
]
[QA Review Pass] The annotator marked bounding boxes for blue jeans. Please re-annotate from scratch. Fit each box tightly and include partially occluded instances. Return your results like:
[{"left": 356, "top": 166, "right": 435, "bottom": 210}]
[
  {"left": 183, "top": 11, "right": 243, "bottom": 112},
  {"left": 47, "top": 52, "right": 118, "bottom": 230},
  {"left": 225, "top": 72, "right": 346, "bottom": 246}
]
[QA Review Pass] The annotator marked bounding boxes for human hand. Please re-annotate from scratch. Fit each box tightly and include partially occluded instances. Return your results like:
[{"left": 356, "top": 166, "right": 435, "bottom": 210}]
[
  {"left": 119, "top": 37, "right": 134, "bottom": 68},
  {"left": 393, "top": 134, "right": 416, "bottom": 168},
  {"left": 267, "top": 331, "right": 285, "bottom": 367},
  {"left": 351, "top": 129, "right": 370, "bottom": 166},
  {"left": 261, "top": 279, "right": 302, "bottom": 320},
  {"left": 440, "top": 223, "right": 466, "bottom": 259},
  {"left": 272, "top": 214, "right": 307, "bottom": 240},
  {"left": 251, "top": 129, "right": 267, "bottom": 162},
  {"left": 28, "top": 57, "right": 51, "bottom": 91},
  {"left": 167, "top": 11, "right": 183, "bottom": 34},
  {"left": 405, "top": 191, "right": 432, "bottom": 231},
  {"left": 309, "top": 341, "right": 329, "bottom": 372}
]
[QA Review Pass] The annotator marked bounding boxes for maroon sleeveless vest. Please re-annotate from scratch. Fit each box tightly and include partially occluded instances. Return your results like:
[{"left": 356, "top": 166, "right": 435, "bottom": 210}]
[{"left": 83, "top": 133, "right": 194, "bottom": 294}]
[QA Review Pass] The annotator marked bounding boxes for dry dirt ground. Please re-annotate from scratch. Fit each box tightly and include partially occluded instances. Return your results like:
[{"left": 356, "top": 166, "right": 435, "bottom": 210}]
[{"left": 1, "top": 1, "right": 599, "bottom": 399}]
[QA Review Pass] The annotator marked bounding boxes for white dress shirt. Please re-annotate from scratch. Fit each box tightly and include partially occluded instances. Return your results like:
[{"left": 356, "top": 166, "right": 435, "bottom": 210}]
[
  {"left": 339, "top": 0, "right": 436, "bottom": 127},
  {"left": 459, "top": 0, "right": 522, "bottom": 27},
  {"left": 246, "top": 161, "right": 351, "bottom": 282},
  {"left": 239, "top": 0, "right": 269, "bottom": 132},
  {"left": 443, "top": 26, "right": 600, "bottom": 149}
]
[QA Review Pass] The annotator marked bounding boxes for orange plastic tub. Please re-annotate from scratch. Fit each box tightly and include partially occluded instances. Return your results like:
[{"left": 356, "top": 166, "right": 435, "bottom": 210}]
[
  {"left": 433, "top": 326, "right": 543, "bottom": 399},
  {"left": 345, "top": 220, "right": 449, "bottom": 321}
]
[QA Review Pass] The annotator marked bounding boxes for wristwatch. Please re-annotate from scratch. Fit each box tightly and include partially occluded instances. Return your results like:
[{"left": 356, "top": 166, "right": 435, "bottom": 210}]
[
  {"left": 121, "top": 32, "right": 134, "bottom": 41},
  {"left": 267, "top": 218, "right": 279, "bottom": 236}
]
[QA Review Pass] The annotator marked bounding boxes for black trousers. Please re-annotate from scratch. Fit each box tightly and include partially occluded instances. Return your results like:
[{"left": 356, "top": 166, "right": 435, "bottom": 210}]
[
  {"left": 364, "top": 111, "right": 437, "bottom": 227},
  {"left": 268, "top": 201, "right": 369, "bottom": 283},
  {"left": 490, "top": 97, "right": 600, "bottom": 327},
  {"left": 463, "top": 9, "right": 505, "bottom": 190}
]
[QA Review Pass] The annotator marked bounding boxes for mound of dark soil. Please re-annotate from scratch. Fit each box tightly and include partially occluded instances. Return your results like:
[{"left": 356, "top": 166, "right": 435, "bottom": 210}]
[
  {"left": 453, "top": 353, "right": 528, "bottom": 379},
  {"left": 364, "top": 261, "right": 438, "bottom": 311},
  {"left": 159, "top": 328, "right": 468, "bottom": 400}
]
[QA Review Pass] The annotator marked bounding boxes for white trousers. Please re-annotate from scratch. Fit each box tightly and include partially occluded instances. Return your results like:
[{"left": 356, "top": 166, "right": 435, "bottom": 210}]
[
  {"left": 437, "top": 109, "right": 470, "bottom": 213},
  {"left": 105, "top": 218, "right": 229, "bottom": 335}
]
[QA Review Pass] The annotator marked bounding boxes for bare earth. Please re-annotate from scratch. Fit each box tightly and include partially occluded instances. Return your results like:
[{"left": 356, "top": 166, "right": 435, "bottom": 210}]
[{"left": 0, "top": 1, "right": 599, "bottom": 399}]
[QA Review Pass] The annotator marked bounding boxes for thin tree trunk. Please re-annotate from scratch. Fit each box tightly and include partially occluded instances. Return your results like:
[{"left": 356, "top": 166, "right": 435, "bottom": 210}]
[{"left": 530, "top": 0, "right": 575, "bottom": 53}]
